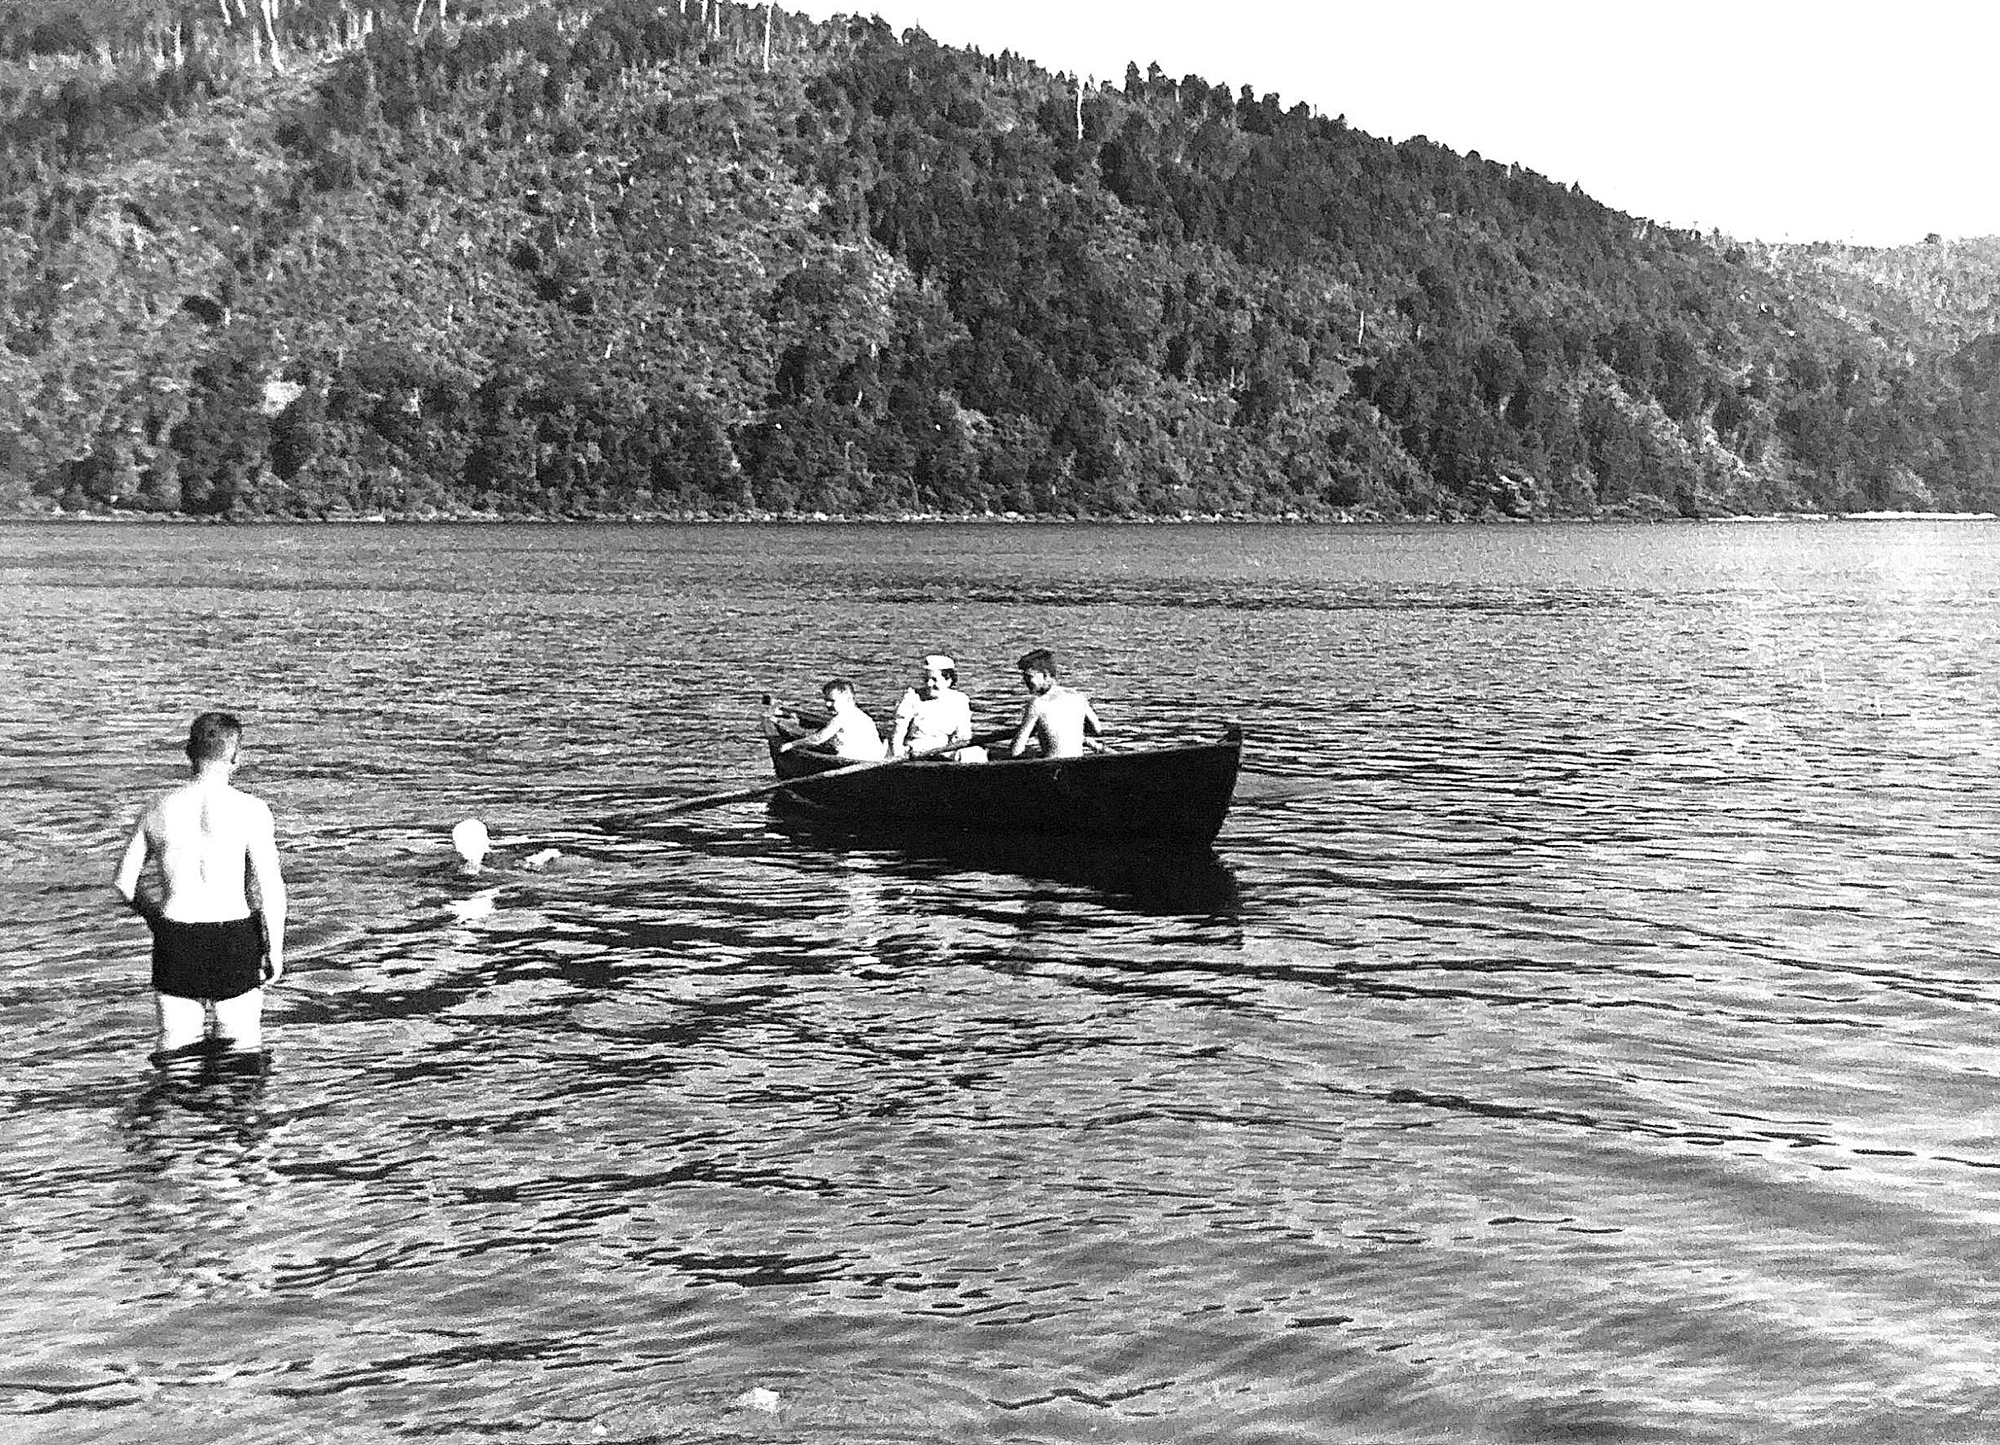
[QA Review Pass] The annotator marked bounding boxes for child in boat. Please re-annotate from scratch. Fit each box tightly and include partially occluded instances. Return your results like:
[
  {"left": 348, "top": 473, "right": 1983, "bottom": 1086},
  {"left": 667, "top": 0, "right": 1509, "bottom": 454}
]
[{"left": 777, "top": 679, "right": 888, "bottom": 761}]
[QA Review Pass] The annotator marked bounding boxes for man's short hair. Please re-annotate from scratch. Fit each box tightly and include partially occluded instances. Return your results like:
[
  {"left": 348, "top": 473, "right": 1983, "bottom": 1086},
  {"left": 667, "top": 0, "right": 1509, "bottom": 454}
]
[
  {"left": 1016, "top": 649, "right": 1056, "bottom": 676},
  {"left": 186, "top": 711, "right": 243, "bottom": 762},
  {"left": 821, "top": 678, "right": 854, "bottom": 698}
]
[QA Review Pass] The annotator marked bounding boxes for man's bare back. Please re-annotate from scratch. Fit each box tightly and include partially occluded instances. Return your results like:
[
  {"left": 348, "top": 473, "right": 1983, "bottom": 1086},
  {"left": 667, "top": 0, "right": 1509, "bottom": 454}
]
[
  {"left": 1009, "top": 649, "right": 1105, "bottom": 760},
  {"left": 137, "top": 782, "right": 274, "bottom": 922},
  {"left": 114, "top": 712, "right": 286, "bottom": 1057}
]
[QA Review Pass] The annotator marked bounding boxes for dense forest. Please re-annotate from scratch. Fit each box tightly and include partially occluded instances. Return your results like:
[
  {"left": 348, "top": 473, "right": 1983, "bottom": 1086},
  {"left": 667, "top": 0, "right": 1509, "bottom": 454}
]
[{"left": 5, "top": 0, "right": 2000, "bottom": 520}]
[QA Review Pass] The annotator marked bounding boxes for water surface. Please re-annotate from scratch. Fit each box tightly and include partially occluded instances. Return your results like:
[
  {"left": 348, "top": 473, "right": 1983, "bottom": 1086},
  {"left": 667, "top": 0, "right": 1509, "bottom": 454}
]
[{"left": 5, "top": 520, "right": 2000, "bottom": 1443}]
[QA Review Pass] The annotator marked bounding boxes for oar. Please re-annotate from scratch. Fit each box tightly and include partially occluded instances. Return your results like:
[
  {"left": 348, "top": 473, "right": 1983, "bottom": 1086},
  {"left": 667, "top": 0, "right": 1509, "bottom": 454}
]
[{"left": 657, "top": 727, "right": 1014, "bottom": 816}]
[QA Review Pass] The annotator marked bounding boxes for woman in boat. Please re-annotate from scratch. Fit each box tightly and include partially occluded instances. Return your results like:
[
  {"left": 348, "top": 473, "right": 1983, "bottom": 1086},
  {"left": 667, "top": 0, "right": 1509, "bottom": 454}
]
[
  {"left": 890, "top": 654, "right": 985, "bottom": 762},
  {"left": 776, "top": 678, "right": 887, "bottom": 761}
]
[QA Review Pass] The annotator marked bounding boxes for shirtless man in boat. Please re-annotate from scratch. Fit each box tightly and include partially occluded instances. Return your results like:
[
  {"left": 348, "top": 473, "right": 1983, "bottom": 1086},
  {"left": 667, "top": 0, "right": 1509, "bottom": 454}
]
[
  {"left": 113, "top": 711, "right": 287, "bottom": 1060},
  {"left": 776, "top": 678, "right": 887, "bottom": 761},
  {"left": 1009, "top": 648, "right": 1107, "bottom": 759}
]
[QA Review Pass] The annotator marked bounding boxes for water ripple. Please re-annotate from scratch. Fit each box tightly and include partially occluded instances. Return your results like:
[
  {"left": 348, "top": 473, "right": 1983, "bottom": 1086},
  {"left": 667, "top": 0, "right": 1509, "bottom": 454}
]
[{"left": 8, "top": 520, "right": 2000, "bottom": 1443}]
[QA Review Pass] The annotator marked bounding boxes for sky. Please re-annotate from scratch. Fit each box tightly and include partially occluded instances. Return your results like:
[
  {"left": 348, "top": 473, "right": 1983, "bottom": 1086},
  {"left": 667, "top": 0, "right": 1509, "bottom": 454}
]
[{"left": 799, "top": 0, "right": 1999, "bottom": 247}]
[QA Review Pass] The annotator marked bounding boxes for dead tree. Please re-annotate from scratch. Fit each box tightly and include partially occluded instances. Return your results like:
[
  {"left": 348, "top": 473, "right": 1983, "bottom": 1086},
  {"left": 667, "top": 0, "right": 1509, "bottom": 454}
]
[{"left": 259, "top": 0, "right": 282, "bottom": 68}]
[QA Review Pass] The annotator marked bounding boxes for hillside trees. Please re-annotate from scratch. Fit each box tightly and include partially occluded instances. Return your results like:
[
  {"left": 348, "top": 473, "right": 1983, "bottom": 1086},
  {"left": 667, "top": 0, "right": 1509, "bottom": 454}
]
[{"left": 4, "top": 0, "right": 1997, "bottom": 519}]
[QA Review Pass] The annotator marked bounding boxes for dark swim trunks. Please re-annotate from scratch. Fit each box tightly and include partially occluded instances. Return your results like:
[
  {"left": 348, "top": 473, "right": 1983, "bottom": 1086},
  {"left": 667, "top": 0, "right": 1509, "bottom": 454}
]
[{"left": 150, "top": 917, "right": 266, "bottom": 1002}]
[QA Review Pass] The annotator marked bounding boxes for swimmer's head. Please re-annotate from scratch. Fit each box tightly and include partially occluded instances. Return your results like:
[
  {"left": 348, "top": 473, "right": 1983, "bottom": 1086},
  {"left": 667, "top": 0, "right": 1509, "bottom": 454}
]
[{"left": 451, "top": 818, "right": 491, "bottom": 874}]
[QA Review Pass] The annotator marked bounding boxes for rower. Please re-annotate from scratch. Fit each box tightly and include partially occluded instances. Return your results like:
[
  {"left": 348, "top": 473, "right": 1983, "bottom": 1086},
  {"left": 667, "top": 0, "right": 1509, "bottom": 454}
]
[
  {"left": 775, "top": 679, "right": 887, "bottom": 761},
  {"left": 1009, "top": 648, "right": 1106, "bottom": 759}
]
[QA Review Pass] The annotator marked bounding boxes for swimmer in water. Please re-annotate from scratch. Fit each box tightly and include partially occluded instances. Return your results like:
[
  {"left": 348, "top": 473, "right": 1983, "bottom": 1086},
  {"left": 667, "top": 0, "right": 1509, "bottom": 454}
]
[
  {"left": 452, "top": 818, "right": 492, "bottom": 875},
  {"left": 451, "top": 818, "right": 560, "bottom": 876}
]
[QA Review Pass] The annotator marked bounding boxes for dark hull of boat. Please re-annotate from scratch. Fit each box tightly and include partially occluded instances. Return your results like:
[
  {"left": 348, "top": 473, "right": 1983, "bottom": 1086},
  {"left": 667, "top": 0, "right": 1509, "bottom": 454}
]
[{"left": 765, "top": 727, "right": 1241, "bottom": 846}]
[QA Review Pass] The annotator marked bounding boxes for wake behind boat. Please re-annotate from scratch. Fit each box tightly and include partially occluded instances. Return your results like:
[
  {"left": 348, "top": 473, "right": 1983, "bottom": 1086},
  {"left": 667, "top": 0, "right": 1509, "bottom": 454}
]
[{"left": 759, "top": 705, "right": 1242, "bottom": 846}]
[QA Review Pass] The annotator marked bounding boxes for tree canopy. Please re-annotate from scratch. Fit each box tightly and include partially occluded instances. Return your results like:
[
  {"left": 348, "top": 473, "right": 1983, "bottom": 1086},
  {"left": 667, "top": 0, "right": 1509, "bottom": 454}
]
[{"left": 4, "top": 0, "right": 1998, "bottom": 520}]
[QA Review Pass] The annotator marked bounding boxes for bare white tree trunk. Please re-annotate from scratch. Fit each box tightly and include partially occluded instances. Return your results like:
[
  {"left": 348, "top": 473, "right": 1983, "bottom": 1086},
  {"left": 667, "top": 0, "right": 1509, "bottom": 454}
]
[
  {"left": 762, "top": 1, "right": 772, "bottom": 71},
  {"left": 1074, "top": 75, "right": 1084, "bottom": 142},
  {"left": 260, "top": 0, "right": 282, "bottom": 68}
]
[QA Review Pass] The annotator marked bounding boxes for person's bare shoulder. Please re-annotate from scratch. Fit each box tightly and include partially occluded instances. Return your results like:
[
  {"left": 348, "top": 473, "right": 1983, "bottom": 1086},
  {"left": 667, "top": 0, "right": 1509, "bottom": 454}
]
[
  {"left": 235, "top": 788, "right": 277, "bottom": 834},
  {"left": 149, "top": 785, "right": 188, "bottom": 824},
  {"left": 134, "top": 795, "right": 167, "bottom": 840}
]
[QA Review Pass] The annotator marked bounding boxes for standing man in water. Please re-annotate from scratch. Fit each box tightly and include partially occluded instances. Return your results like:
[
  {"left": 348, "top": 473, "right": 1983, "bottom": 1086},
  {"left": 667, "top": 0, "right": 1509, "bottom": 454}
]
[
  {"left": 113, "top": 711, "right": 287, "bottom": 1059},
  {"left": 1009, "top": 648, "right": 1106, "bottom": 759}
]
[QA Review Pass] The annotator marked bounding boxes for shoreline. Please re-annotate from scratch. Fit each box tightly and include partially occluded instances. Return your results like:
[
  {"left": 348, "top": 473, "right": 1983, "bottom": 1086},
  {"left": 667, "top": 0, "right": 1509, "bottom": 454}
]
[{"left": 6, "top": 507, "right": 1996, "bottom": 526}]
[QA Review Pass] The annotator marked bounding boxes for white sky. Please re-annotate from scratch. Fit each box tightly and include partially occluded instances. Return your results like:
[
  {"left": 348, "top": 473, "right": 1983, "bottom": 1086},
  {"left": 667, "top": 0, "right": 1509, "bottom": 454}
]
[{"left": 803, "top": 1, "right": 1999, "bottom": 247}]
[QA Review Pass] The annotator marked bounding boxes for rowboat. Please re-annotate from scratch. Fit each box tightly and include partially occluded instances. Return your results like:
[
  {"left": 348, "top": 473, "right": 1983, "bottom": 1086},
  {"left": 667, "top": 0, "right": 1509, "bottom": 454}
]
[{"left": 760, "top": 716, "right": 1243, "bottom": 846}]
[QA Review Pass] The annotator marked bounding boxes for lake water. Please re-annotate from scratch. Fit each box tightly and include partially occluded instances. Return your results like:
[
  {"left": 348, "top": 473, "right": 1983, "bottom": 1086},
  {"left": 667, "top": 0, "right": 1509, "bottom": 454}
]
[{"left": 5, "top": 519, "right": 2000, "bottom": 1444}]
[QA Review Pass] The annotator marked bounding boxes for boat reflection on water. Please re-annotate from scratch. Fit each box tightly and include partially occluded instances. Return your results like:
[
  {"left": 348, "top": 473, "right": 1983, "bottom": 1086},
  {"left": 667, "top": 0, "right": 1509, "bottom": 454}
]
[{"left": 765, "top": 802, "right": 1241, "bottom": 917}]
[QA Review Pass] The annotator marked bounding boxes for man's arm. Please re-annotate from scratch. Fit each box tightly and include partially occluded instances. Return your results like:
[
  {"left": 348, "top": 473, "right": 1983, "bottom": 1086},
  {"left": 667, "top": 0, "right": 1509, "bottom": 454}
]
[
  {"left": 1081, "top": 698, "right": 1109, "bottom": 753},
  {"left": 1010, "top": 698, "right": 1043, "bottom": 758},
  {"left": 112, "top": 813, "right": 153, "bottom": 916},
  {"left": 779, "top": 717, "right": 840, "bottom": 754},
  {"left": 246, "top": 800, "right": 287, "bottom": 982}
]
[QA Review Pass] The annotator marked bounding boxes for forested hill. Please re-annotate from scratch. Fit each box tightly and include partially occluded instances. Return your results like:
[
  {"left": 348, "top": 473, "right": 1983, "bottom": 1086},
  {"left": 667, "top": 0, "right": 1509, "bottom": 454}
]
[{"left": 5, "top": 1, "right": 1999, "bottom": 520}]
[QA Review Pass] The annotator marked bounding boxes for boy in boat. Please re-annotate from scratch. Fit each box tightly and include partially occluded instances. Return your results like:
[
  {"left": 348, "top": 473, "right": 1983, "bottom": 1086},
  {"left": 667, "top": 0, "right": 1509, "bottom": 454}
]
[
  {"left": 1009, "top": 648, "right": 1106, "bottom": 759},
  {"left": 890, "top": 653, "right": 986, "bottom": 762},
  {"left": 776, "top": 678, "right": 888, "bottom": 761},
  {"left": 112, "top": 711, "right": 287, "bottom": 1061}
]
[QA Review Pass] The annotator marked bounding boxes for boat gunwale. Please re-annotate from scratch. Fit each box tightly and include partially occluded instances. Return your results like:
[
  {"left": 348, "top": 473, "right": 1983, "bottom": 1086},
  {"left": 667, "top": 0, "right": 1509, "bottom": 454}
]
[{"left": 769, "top": 723, "right": 1242, "bottom": 777}]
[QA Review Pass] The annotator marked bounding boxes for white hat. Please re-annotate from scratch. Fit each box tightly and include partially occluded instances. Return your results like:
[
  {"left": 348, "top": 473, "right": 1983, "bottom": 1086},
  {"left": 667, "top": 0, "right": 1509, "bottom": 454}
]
[{"left": 924, "top": 654, "right": 955, "bottom": 673}]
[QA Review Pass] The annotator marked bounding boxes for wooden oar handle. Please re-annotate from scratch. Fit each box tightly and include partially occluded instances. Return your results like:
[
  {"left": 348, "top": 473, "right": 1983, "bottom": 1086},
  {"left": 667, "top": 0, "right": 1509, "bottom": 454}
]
[{"left": 660, "top": 725, "right": 1010, "bottom": 816}]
